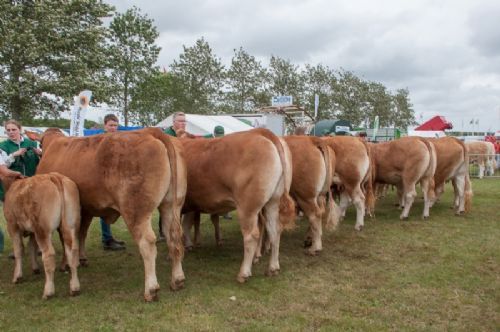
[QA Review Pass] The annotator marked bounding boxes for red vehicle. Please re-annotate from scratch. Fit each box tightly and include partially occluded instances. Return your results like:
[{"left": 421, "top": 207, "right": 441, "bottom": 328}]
[{"left": 415, "top": 116, "right": 453, "bottom": 131}]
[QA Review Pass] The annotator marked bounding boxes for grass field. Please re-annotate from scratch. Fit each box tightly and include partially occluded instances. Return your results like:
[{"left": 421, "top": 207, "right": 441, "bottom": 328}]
[{"left": 0, "top": 179, "right": 499, "bottom": 331}]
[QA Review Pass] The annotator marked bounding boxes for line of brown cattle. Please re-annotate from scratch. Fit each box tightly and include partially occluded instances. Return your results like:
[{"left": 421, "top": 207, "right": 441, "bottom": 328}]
[{"left": 2, "top": 128, "right": 479, "bottom": 301}]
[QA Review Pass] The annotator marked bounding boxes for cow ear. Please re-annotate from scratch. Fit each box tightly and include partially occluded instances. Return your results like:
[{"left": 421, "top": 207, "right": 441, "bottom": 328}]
[{"left": 25, "top": 130, "right": 41, "bottom": 141}]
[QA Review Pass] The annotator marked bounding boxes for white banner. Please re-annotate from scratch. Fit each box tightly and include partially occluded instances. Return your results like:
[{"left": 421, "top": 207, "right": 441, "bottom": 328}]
[
  {"left": 271, "top": 95, "right": 293, "bottom": 107},
  {"left": 314, "top": 94, "right": 319, "bottom": 119},
  {"left": 70, "top": 90, "right": 92, "bottom": 137}
]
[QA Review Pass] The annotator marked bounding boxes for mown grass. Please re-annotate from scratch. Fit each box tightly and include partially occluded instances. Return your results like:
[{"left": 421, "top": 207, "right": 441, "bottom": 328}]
[{"left": 0, "top": 179, "right": 499, "bottom": 331}]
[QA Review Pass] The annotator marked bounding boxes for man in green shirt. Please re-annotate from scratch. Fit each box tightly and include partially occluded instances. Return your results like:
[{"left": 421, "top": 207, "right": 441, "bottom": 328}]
[{"left": 164, "top": 112, "right": 186, "bottom": 137}]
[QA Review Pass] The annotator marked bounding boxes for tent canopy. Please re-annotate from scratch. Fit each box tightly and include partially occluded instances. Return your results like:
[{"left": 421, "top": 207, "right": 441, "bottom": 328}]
[{"left": 156, "top": 114, "right": 254, "bottom": 136}]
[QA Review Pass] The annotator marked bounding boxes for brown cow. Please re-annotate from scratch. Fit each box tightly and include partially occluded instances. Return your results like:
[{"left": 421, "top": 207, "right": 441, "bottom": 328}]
[
  {"left": 180, "top": 128, "right": 295, "bottom": 283},
  {"left": 429, "top": 137, "right": 472, "bottom": 214},
  {"left": 370, "top": 137, "right": 436, "bottom": 220},
  {"left": 465, "top": 141, "right": 496, "bottom": 178},
  {"left": 284, "top": 136, "right": 340, "bottom": 255},
  {"left": 182, "top": 212, "right": 223, "bottom": 248},
  {"left": 35, "top": 128, "right": 186, "bottom": 301},
  {"left": 3, "top": 173, "right": 80, "bottom": 299},
  {"left": 322, "top": 136, "right": 374, "bottom": 231}
]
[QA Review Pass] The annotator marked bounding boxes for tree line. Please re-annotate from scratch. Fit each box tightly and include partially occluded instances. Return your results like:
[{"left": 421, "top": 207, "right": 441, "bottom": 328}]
[{"left": 0, "top": 1, "right": 416, "bottom": 129}]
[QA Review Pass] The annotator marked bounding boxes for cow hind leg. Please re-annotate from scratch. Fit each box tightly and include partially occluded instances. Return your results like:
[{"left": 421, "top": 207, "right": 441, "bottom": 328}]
[
  {"left": 211, "top": 214, "right": 223, "bottom": 246},
  {"left": 339, "top": 191, "right": 351, "bottom": 219},
  {"left": 123, "top": 212, "right": 160, "bottom": 302},
  {"left": 236, "top": 209, "right": 260, "bottom": 283},
  {"left": 35, "top": 233, "right": 57, "bottom": 300},
  {"left": 420, "top": 178, "right": 432, "bottom": 219},
  {"left": 8, "top": 227, "right": 24, "bottom": 284},
  {"left": 263, "top": 197, "right": 282, "bottom": 276},
  {"left": 181, "top": 212, "right": 195, "bottom": 250},
  {"left": 193, "top": 212, "right": 202, "bottom": 247},
  {"left": 59, "top": 224, "right": 80, "bottom": 296},
  {"left": 299, "top": 198, "right": 323, "bottom": 255},
  {"left": 159, "top": 203, "right": 185, "bottom": 292},
  {"left": 28, "top": 235, "right": 41, "bottom": 274},
  {"left": 453, "top": 176, "right": 466, "bottom": 214},
  {"left": 400, "top": 183, "right": 417, "bottom": 220},
  {"left": 351, "top": 188, "right": 366, "bottom": 231},
  {"left": 78, "top": 214, "right": 93, "bottom": 266}
]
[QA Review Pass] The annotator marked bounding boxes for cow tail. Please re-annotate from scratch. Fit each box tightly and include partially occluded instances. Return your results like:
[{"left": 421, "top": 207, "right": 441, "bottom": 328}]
[
  {"left": 164, "top": 136, "right": 184, "bottom": 258},
  {"left": 276, "top": 137, "right": 296, "bottom": 231},
  {"left": 144, "top": 128, "right": 184, "bottom": 258},
  {"left": 419, "top": 138, "right": 437, "bottom": 203},
  {"left": 254, "top": 129, "right": 296, "bottom": 230},
  {"left": 361, "top": 140, "right": 376, "bottom": 218},
  {"left": 462, "top": 143, "right": 473, "bottom": 212},
  {"left": 48, "top": 173, "right": 67, "bottom": 228},
  {"left": 317, "top": 141, "right": 340, "bottom": 231}
]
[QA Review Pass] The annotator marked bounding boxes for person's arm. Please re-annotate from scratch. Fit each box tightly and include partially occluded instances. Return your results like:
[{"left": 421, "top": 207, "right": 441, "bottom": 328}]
[{"left": 0, "top": 165, "right": 22, "bottom": 178}]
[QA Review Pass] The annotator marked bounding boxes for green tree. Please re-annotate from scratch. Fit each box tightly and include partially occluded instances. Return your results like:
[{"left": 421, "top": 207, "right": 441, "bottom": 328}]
[
  {"left": 267, "top": 56, "right": 303, "bottom": 106},
  {"left": 225, "top": 47, "right": 268, "bottom": 112},
  {"left": 365, "top": 81, "right": 393, "bottom": 127},
  {"left": 391, "top": 88, "right": 416, "bottom": 129},
  {"left": 301, "top": 64, "right": 337, "bottom": 120},
  {"left": 0, "top": 0, "right": 113, "bottom": 121},
  {"left": 332, "top": 70, "right": 366, "bottom": 126},
  {"left": 129, "top": 70, "right": 188, "bottom": 126},
  {"left": 170, "top": 38, "right": 225, "bottom": 114},
  {"left": 108, "top": 6, "right": 160, "bottom": 126}
]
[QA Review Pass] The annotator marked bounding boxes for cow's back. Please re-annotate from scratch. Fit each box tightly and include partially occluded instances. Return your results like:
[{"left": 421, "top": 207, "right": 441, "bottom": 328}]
[
  {"left": 180, "top": 131, "right": 283, "bottom": 214},
  {"left": 431, "top": 137, "right": 466, "bottom": 184},
  {"left": 37, "top": 131, "right": 171, "bottom": 215}
]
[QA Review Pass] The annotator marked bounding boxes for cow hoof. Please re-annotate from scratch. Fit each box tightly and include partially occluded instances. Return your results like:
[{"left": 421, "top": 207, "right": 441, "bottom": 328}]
[
  {"left": 170, "top": 279, "right": 184, "bottom": 291},
  {"left": 303, "top": 239, "right": 313, "bottom": 248},
  {"left": 13, "top": 277, "right": 23, "bottom": 284},
  {"left": 400, "top": 216, "right": 409, "bottom": 221},
  {"left": 184, "top": 245, "right": 194, "bottom": 252},
  {"left": 32, "top": 268, "right": 41, "bottom": 275},
  {"left": 59, "top": 264, "right": 70, "bottom": 272},
  {"left": 266, "top": 268, "right": 280, "bottom": 277},
  {"left": 423, "top": 215, "right": 429, "bottom": 220},
  {"left": 306, "top": 250, "right": 320, "bottom": 256},
  {"left": 79, "top": 258, "right": 88, "bottom": 267},
  {"left": 42, "top": 293, "right": 55, "bottom": 300},
  {"left": 144, "top": 289, "right": 159, "bottom": 302},
  {"left": 70, "top": 289, "right": 81, "bottom": 297},
  {"left": 455, "top": 211, "right": 465, "bottom": 216},
  {"left": 355, "top": 224, "right": 364, "bottom": 231},
  {"left": 216, "top": 240, "right": 224, "bottom": 247},
  {"left": 236, "top": 275, "right": 250, "bottom": 283}
]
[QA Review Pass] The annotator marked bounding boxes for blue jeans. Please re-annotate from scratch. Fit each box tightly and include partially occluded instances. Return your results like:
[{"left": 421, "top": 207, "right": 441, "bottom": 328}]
[
  {"left": 0, "top": 227, "right": 4, "bottom": 253},
  {"left": 100, "top": 218, "right": 113, "bottom": 243}
]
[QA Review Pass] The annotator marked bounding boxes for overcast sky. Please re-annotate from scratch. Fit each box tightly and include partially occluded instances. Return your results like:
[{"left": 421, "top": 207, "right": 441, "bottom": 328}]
[{"left": 108, "top": 0, "right": 500, "bottom": 131}]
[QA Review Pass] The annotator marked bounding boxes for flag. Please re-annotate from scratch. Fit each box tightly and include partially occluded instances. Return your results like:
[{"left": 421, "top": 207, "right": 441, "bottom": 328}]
[
  {"left": 469, "top": 119, "right": 474, "bottom": 124},
  {"left": 475, "top": 119, "right": 479, "bottom": 125},
  {"left": 372, "top": 115, "right": 379, "bottom": 141},
  {"left": 70, "top": 90, "right": 92, "bottom": 137}
]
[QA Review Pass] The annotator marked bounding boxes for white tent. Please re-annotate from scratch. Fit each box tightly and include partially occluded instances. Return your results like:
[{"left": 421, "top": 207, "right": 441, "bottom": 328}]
[
  {"left": 156, "top": 114, "right": 254, "bottom": 136},
  {"left": 407, "top": 130, "right": 446, "bottom": 138}
]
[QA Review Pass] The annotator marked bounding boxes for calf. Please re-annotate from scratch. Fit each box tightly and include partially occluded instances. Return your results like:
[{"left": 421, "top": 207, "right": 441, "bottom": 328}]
[{"left": 3, "top": 172, "right": 80, "bottom": 299}]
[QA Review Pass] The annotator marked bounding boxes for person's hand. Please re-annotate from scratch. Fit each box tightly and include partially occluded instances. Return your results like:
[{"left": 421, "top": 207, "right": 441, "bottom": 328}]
[
  {"left": 34, "top": 148, "right": 42, "bottom": 156},
  {"left": 12, "top": 148, "right": 27, "bottom": 157}
]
